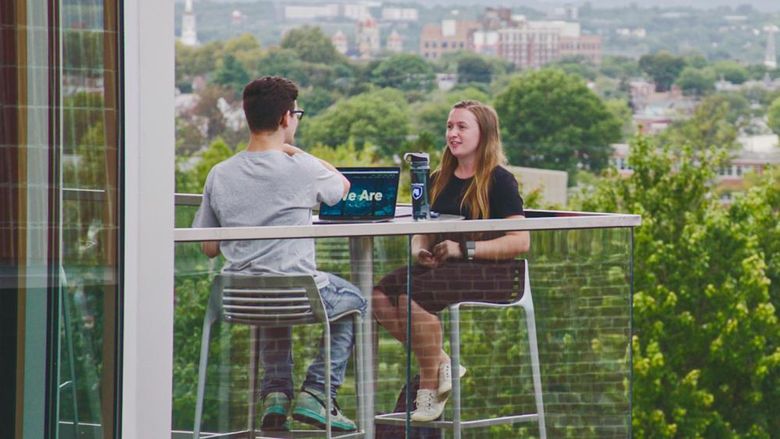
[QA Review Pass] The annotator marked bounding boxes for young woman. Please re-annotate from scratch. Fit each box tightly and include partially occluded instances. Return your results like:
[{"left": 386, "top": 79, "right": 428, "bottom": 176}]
[{"left": 372, "top": 100, "right": 530, "bottom": 422}]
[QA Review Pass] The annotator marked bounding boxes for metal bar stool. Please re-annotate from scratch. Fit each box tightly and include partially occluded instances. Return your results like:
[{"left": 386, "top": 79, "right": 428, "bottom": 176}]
[
  {"left": 374, "top": 259, "right": 546, "bottom": 439},
  {"left": 193, "top": 274, "right": 365, "bottom": 439}
]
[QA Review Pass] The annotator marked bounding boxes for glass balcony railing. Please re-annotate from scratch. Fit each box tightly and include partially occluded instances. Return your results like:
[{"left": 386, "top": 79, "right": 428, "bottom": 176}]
[{"left": 173, "top": 194, "right": 638, "bottom": 439}]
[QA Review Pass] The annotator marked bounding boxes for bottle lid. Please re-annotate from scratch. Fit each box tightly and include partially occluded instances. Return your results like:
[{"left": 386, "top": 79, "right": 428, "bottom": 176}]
[{"left": 403, "top": 152, "right": 429, "bottom": 163}]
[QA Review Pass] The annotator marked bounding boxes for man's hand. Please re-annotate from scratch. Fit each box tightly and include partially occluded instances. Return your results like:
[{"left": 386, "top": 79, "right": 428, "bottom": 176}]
[
  {"left": 416, "top": 248, "right": 439, "bottom": 268},
  {"left": 431, "top": 240, "right": 463, "bottom": 263},
  {"left": 280, "top": 143, "right": 304, "bottom": 156}
]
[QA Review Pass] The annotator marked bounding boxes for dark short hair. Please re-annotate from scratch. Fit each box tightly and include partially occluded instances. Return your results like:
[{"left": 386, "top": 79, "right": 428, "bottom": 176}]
[{"left": 242, "top": 76, "right": 299, "bottom": 133}]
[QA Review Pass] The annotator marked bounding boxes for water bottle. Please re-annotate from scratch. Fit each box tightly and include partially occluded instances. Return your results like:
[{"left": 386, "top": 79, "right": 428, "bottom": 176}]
[{"left": 404, "top": 152, "right": 430, "bottom": 220}]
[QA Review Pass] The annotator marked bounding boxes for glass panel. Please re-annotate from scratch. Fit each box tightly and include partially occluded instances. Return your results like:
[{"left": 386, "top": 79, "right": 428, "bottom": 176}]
[
  {"left": 172, "top": 233, "right": 408, "bottom": 437},
  {"left": 398, "top": 226, "right": 633, "bottom": 438},
  {"left": 1, "top": 0, "right": 121, "bottom": 437},
  {"left": 172, "top": 222, "right": 633, "bottom": 438},
  {"left": 58, "top": 0, "right": 122, "bottom": 436}
]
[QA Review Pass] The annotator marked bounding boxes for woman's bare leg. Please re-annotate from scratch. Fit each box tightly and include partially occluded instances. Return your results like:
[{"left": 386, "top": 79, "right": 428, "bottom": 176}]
[{"left": 372, "top": 289, "right": 445, "bottom": 390}]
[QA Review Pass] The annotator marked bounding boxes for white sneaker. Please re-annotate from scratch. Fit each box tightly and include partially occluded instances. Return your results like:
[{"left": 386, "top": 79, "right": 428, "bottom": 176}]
[
  {"left": 411, "top": 389, "right": 446, "bottom": 422},
  {"left": 437, "top": 359, "right": 467, "bottom": 399}
]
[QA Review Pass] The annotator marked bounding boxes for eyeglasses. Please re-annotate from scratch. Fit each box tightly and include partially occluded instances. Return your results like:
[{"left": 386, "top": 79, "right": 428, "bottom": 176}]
[{"left": 290, "top": 109, "right": 305, "bottom": 120}]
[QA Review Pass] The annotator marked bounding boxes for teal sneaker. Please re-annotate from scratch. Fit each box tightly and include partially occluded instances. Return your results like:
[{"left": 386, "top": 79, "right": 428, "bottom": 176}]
[
  {"left": 260, "top": 392, "right": 290, "bottom": 431},
  {"left": 292, "top": 388, "right": 357, "bottom": 432}
]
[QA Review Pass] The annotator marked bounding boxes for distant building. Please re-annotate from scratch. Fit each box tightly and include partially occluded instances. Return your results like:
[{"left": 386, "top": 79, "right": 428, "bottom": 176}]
[
  {"left": 496, "top": 18, "right": 599, "bottom": 68},
  {"left": 180, "top": 0, "right": 198, "bottom": 46},
  {"left": 765, "top": 25, "right": 778, "bottom": 69},
  {"left": 231, "top": 10, "right": 244, "bottom": 25},
  {"left": 497, "top": 19, "right": 568, "bottom": 69},
  {"left": 343, "top": 3, "right": 371, "bottom": 21},
  {"left": 284, "top": 4, "right": 340, "bottom": 20},
  {"left": 719, "top": 134, "right": 780, "bottom": 196},
  {"left": 473, "top": 30, "right": 500, "bottom": 56},
  {"left": 551, "top": 4, "right": 579, "bottom": 21},
  {"left": 629, "top": 81, "right": 697, "bottom": 134},
  {"left": 381, "top": 7, "right": 418, "bottom": 22},
  {"left": 436, "top": 73, "right": 458, "bottom": 91},
  {"left": 420, "top": 19, "right": 479, "bottom": 60},
  {"left": 559, "top": 34, "right": 602, "bottom": 64},
  {"left": 331, "top": 30, "right": 348, "bottom": 55},
  {"left": 356, "top": 15, "right": 380, "bottom": 59},
  {"left": 506, "top": 166, "right": 569, "bottom": 207},
  {"left": 386, "top": 30, "right": 403, "bottom": 53},
  {"left": 612, "top": 135, "right": 780, "bottom": 205}
]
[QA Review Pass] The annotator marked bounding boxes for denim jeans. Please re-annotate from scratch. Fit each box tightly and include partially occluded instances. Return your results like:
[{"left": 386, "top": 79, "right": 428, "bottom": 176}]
[{"left": 259, "top": 273, "right": 367, "bottom": 399}]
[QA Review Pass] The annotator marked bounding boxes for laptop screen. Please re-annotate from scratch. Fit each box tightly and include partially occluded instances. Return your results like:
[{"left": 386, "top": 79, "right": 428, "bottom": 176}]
[{"left": 318, "top": 167, "right": 400, "bottom": 220}]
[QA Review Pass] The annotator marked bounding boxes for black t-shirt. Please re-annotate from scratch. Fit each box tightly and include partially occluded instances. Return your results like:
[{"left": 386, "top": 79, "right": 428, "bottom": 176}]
[{"left": 431, "top": 166, "right": 525, "bottom": 219}]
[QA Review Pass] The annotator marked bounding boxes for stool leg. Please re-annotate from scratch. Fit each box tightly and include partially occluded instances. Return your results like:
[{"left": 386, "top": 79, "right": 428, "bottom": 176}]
[
  {"left": 248, "top": 326, "right": 258, "bottom": 438},
  {"left": 525, "top": 304, "right": 546, "bottom": 439},
  {"left": 450, "top": 306, "right": 462, "bottom": 439},
  {"left": 194, "top": 286, "right": 220, "bottom": 439},
  {"left": 353, "top": 314, "right": 365, "bottom": 433},
  {"left": 324, "top": 320, "right": 332, "bottom": 439}
]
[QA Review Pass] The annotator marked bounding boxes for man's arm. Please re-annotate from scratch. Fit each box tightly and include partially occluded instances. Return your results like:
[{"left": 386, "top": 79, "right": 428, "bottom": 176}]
[
  {"left": 201, "top": 241, "right": 221, "bottom": 258},
  {"left": 281, "top": 143, "right": 350, "bottom": 196}
]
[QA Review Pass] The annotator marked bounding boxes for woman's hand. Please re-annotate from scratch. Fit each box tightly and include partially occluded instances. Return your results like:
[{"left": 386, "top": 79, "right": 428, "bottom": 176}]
[{"left": 431, "top": 240, "right": 463, "bottom": 263}]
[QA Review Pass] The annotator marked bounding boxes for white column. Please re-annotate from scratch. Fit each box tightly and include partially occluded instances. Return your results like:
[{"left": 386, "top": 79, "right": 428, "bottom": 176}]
[{"left": 122, "top": 0, "right": 175, "bottom": 437}]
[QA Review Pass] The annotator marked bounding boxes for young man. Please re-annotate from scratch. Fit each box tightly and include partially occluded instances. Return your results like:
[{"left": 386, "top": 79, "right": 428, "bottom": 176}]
[{"left": 192, "top": 76, "right": 366, "bottom": 432}]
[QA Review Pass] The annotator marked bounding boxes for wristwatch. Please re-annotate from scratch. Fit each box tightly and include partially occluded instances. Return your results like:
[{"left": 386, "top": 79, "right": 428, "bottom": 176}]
[{"left": 466, "top": 241, "right": 476, "bottom": 261}]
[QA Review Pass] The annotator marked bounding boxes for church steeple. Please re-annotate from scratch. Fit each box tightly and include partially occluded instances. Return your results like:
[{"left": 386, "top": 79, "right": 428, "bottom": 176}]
[
  {"left": 765, "top": 25, "right": 778, "bottom": 70},
  {"left": 181, "top": 0, "right": 199, "bottom": 46}
]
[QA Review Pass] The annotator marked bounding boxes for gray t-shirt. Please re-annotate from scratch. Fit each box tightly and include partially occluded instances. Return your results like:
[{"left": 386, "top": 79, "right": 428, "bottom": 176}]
[{"left": 192, "top": 150, "right": 344, "bottom": 288}]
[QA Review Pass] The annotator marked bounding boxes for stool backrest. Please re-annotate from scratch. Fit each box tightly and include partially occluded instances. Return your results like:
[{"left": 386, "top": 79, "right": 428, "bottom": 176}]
[{"left": 214, "top": 274, "right": 326, "bottom": 326}]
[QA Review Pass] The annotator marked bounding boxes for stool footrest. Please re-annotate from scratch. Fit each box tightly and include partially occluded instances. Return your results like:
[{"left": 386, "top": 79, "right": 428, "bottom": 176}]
[
  {"left": 374, "top": 412, "right": 539, "bottom": 430},
  {"left": 201, "top": 428, "right": 364, "bottom": 438}
]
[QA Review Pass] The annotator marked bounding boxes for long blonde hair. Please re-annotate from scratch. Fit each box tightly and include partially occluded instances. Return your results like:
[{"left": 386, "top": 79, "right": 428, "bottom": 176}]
[{"left": 430, "top": 100, "right": 507, "bottom": 219}]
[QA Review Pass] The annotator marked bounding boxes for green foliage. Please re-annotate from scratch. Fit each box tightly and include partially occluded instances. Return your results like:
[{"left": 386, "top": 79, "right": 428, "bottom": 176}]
[
  {"left": 579, "top": 134, "right": 780, "bottom": 438},
  {"left": 411, "top": 87, "right": 491, "bottom": 138},
  {"left": 370, "top": 54, "right": 435, "bottom": 92},
  {"left": 604, "top": 98, "right": 635, "bottom": 140},
  {"left": 659, "top": 95, "right": 738, "bottom": 152},
  {"left": 211, "top": 54, "right": 250, "bottom": 95},
  {"left": 456, "top": 54, "right": 494, "bottom": 84},
  {"left": 176, "top": 40, "right": 224, "bottom": 80},
  {"left": 280, "top": 25, "right": 345, "bottom": 65},
  {"left": 675, "top": 67, "right": 715, "bottom": 96},
  {"left": 711, "top": 60, "right": 748, "bottom": 85},
  {"left": 255, "top": 48, "right": 346, "bottom": 90},
  {"left": 638, "top": 51, "right": 686, "bottom": 92},
  {"left": 768, "top": 97, "right": 780, "bottom": 136},
  {"left": 177, "top": 138, "right": 236, "bottom": 193},
  {"left": 600, "top": 55, "right": 642, "bottom": 80},
  {"left": 548, "top": 56, "right": 599, "bottom": 81},
  {"left": 299, "top": 88, "right": 336, "bottom": 118},
  {"left": 494, "top": 69, "right": 622, "bottom": 174},
  {"left": 301, "top": 89, "right": 411, "bottom": 157}
]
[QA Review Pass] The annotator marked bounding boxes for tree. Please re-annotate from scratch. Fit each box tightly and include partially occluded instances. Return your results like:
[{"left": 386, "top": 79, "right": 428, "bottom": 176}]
[
  {"left": 578, "top": 134, "right": 780, "bottom": 438},
  {"left": 768, "top": 96, "right": 780, "bottom": 136},
  {"left": 221, "top": 33, "right": 264, "bottom": 72},
  {"left": 280, "top": 25, "right": 345, "bottom": 65},
  {"left": 675, "top": 67, "right": 715, "bottom": 96},
  {"left": 411, "top": 87, "right": 490, "bottom": 137},
  {"left": 456, "top": 54, "right": 493, "bottom": 84},
  {"left": 659, "top": 96, "right": 738, "bottom": 152},
  {"left": 639, "top": 51, "right": 686, "bottom": 92},
  {"left": 370, "top": 54, "right": 435, "bottom": 92},
  {"left": 301, "top": 89, "right": 411, "bottom": 157},
  {"left": 211, "top": 54, "right": 250, "bottom": 95},
  {"left": 494, "top": 69, "right": 622, "bottom": 174},
  {"left": 711, "top": 60, "right": 748, "bottom": 84}
]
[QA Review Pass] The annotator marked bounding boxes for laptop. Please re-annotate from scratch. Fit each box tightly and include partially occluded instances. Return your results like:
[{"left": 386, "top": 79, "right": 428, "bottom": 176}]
[{"left": 316, "top": 167, "right": 401, "bottom": 223}]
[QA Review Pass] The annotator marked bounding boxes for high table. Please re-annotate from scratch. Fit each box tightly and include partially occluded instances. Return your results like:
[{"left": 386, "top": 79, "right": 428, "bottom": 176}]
[{"left": 174, "top": 196, "right": 641, "bottom": 438}]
